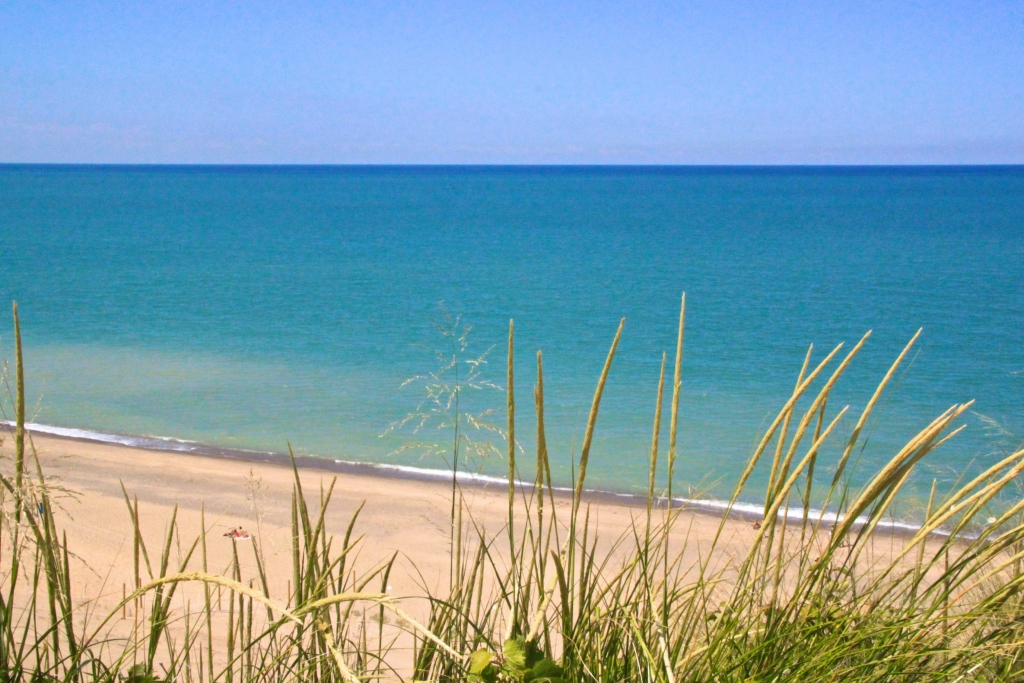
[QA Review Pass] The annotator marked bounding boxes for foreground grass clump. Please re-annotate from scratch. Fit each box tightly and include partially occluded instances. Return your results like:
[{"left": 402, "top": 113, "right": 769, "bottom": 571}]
[{"left": 2, "top": 297, "right": 1024, "bottom": 682}]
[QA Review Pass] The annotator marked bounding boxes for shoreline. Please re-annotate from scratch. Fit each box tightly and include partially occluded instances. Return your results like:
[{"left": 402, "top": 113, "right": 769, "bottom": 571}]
[
  {"left": 9, "top": 420, "right": 932, "bottom": 536},
  {"left": 3, "top": 428, "right": 765, "bottom": 616},
  {"left": 0, "top": 416, "right": 968, "bottom": 672},
  {"left": 13, "top": 420, "right": 715, "bottom": 514},
  {"left": 2, "top": 420, "right": 788, "bottom": 675}
]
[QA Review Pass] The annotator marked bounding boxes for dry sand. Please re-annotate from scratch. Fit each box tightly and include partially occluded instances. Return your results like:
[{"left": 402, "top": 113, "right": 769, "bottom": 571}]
[
  {"left": 6, "top": 431, "right": 757, "bottom": 624},
  {"left": 1, "top": 430, "right": 936, "bottom": 676}
]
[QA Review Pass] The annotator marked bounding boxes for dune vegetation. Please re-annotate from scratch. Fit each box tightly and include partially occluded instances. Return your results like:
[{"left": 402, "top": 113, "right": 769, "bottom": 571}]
[{"left": 2, "top": 297, "right": 1024, "bottom": 682}]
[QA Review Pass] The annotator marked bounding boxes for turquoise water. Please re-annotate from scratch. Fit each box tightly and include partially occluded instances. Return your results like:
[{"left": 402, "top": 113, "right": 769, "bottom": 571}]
[{"left": 1, "top": 165, "right": 1022, "bottom": 512}]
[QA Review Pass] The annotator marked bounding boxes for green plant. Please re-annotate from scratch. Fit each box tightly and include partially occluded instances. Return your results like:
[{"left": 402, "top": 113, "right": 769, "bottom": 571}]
[
  {"left": 2, "top": 297, "right": 1024, "bottom": 682},
  {"left": 383, "top": 302, "right": 508, "bottom": 587},
  {"left": 467, "top": 638, "right": 563, "bottom": 682}
]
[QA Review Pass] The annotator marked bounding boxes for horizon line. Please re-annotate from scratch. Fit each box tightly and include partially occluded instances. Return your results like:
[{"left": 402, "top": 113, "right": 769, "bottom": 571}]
[{"left": 3, "top": 162, "right": 1023, "bottom": 169}]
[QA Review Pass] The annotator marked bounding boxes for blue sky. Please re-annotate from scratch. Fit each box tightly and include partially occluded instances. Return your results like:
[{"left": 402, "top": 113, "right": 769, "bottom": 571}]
[{"left": 1, "top": 1, "right": 1022, "bottom": 164}]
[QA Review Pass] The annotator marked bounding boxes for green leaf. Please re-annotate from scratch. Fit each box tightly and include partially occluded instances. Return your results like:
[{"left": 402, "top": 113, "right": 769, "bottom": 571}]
[
  {"left": 469, "top": 649, "right": 495, "bottom": 675},
  {"left": 503, "top": 638, "right": 528, "bottom": 675},
  {"left": 468, "top": 649, "right": 500, "bottom": 683},
  {"left": 526, "top": 657, "right": 564, "bottom": 682},
  {"left": 523, "top": 639, "right": 544, "bottom": 669},
  {"left": 123, "top": 665, "right": 161, "bottom": 683}
]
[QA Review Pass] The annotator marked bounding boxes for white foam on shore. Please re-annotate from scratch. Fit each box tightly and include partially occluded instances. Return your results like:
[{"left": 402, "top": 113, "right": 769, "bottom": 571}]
[
  {"left": 14, "top": 420, "right": 932, "bottom": 535},
  {"left": 348, "top": 461, "right": 516, "bottom": 486},
  {"left": 6, "top": 421, "right": 203, "bottom": 453},
  {"left": 335, "top": 460, "right": 926, "bottom": 534},
  {"left": 336, "top": 460, "right": 581, "bottom": 493}
]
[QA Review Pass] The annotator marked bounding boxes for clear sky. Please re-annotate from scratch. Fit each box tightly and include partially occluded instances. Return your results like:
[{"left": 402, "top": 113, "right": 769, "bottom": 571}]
[{"left": 1, "top": 1, "right": 1022, "bottom": 164}]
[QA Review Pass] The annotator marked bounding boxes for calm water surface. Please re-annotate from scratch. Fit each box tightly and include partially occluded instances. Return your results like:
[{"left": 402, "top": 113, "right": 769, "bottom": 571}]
[{"left": 1, "top": 165, "right": 1022, "bottom": 515}]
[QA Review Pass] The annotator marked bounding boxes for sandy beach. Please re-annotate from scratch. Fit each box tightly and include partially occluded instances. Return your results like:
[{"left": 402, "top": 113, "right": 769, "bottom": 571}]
[
  {"left": 20, "top": 431, "right": 761, "bottom": 570},
  {"left": 3, "top": 430, "right": 759, "bottom": 648},
  {"left": 3, "top": 427, "right": 965, "bottom": 679},
  {"left": 0, "top": 414, "right": 995, "bottom": 682}
]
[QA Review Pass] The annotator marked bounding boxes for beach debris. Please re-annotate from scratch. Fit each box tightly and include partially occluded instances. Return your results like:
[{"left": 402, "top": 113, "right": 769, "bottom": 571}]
[
  {"left": 223, "top": 527, "right": 252, "bottom": 541},
  {"left": 752, "top": 520, "right": 761, "bottom": 530}
]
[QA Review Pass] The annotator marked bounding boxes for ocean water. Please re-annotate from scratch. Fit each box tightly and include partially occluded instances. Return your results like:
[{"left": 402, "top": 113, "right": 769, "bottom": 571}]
[{"left": 1, "top": 165, "right": 1022, "bottom": 515}]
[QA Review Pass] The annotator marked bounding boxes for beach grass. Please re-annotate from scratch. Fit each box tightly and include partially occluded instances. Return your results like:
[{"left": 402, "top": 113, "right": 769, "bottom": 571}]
[{"left": 2, "top": 298, "right": 1024, "bottom": 682}]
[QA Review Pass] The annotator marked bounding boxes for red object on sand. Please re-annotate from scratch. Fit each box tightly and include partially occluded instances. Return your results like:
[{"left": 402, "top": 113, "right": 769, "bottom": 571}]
[{"left": 223, "top": 527, "right": 252, "bottom": 540}]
